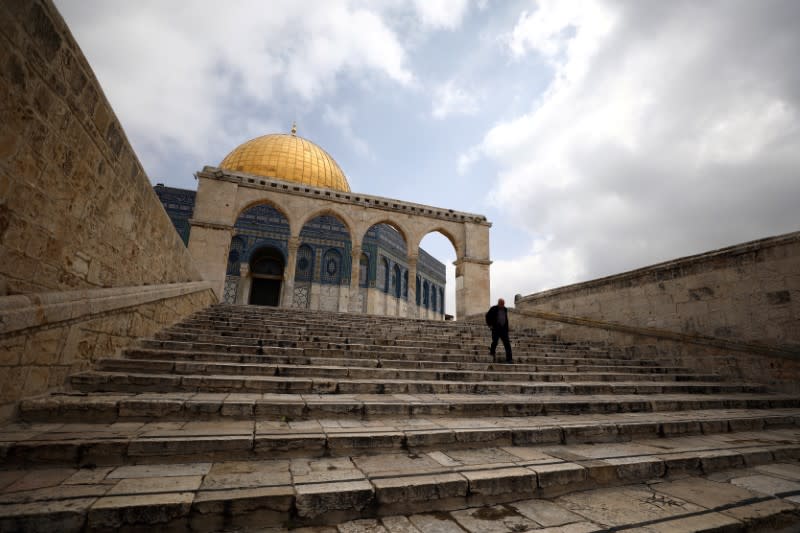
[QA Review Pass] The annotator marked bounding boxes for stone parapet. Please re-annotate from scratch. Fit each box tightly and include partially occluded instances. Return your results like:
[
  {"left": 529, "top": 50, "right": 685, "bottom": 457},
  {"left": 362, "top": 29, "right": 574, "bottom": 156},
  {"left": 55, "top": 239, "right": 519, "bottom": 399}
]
[
  {"left": 197, "top": 167, "right": 491, "bottom": 226},
  {"left": 0, "top": 283, "right": 216, "bottom": 421},
  {"left": 516, "top": 231, "right": 800, "bottom": 350}
]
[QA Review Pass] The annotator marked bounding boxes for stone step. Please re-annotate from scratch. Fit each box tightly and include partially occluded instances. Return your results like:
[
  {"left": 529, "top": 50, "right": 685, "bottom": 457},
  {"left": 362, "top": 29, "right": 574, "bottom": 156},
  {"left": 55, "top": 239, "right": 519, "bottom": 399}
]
[
  {"left": 69, "top": 371, "right": 764, "bottom": 396},
  {"left": 169, "top": 320, "right": 588, "bottom": 341},
  {"left": 2, "top": 429, "right": 800, "bottom": 530},
  {"left": 121, "top": 347, "right": 702, "bottom": 375},
  {"left": 2, "top": 409, "right": 798, "bottom": 468},
  {"left": 333, "top": 469, "right": 800, "bottom": 532},
  {"left": 169, "top": 320, "right": 590, "bottom": 345},
  {"left": 158, "top": 328, "right": 606, "bottom": 355},
  {"left": 135, "top": 338, "right": 661, "bottom": 366},
  {"left": 99, "top": 358, "right": 723, "bottom": 385},
  {"left": 18, "top": 392, "right": 800, "bottom": 424}
]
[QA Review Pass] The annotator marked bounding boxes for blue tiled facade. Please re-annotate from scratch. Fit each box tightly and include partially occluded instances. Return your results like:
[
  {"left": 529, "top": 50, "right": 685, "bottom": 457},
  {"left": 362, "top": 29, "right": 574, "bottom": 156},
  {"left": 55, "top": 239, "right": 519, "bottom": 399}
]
[{"left": 154, "top": 185, "right": 447, "bottom": 314}]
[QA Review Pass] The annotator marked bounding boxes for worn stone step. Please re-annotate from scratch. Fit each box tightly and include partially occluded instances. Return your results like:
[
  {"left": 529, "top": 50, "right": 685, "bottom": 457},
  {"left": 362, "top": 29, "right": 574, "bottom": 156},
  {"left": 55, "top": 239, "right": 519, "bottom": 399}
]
[
  {"left": 69, "top": 371, "right": 764, "bottom": 396},
  {"left": 333, "top": 470, "right": 800, "bottom": 532},
  {"left": 2, "top": 409, "right": 799, "bottom": 468},
  {"left": 157, "top": 329, "right": 607, "bottom": 357},
  {"left": 18, "top": 392, "right": 800, "bottom": 424},
  {"left": 168, "top": 321, "right": 598, "bottom": 347},
  {"left": 2, "top": 429, "right": 800, "bottom": 530},
  {"left": 120, "top": 347, "right": 702, "bottom": 375},
  {"left": 136, "top": 338, "right": 662, "bottom": 366},
  {"left": 97, "top": 358, "right": 723, "bottom": 385}
]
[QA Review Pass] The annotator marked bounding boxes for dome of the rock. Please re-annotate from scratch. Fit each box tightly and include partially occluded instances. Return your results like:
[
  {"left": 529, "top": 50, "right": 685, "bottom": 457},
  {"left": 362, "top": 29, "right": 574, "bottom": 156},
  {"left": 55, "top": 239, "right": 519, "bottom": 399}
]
[{"left": 219, "top": 130, "right": 350, "bottom": 192}]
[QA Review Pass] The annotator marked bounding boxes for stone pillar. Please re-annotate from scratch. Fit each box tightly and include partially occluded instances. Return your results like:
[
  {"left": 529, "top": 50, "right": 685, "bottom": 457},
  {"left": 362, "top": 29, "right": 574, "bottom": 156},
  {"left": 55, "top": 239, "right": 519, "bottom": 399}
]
[
  {"left": 406, "top": 254, "right": 418, "bottom": 318},
  {"left": 187, "top": 221, "right": 234, "bottom": 301},
  {"left": 281, "top": 236, "right": 300, "bottom": 307},
  {"left": 457, "top": 222, "right": 492, "bottom": 318},
  {"left": 187, "top": 175, "right": 238, "bottom": 301},
  {"left": 348, "top": 245, "right": 362, "bottom": 313},
  {"left": 236, "top": 264, "right": 250, "bottom": 304},
  {"left": 455, "top": 257, "right": 492, "bottom": 318}
]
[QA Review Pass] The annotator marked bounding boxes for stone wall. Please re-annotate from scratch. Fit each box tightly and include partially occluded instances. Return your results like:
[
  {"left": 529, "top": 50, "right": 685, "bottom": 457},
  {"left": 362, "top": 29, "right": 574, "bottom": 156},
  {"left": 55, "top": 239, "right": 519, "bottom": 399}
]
[
  {"left": 516, "top": 232, "right": 800, "bottom": 352},
  {"left": 0, "top": 1, "right": 216, "bottom": 419},
  {"left": 503, "top": 309, "right": 800, "bottom": 394},
  {"left": 0, "top": 0, "right": 202, "bottom": 294}
]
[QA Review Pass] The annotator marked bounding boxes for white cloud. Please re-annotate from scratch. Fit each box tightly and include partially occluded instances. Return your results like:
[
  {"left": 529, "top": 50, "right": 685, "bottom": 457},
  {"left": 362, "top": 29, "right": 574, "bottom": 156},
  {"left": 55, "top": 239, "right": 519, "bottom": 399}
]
[
  {"left": 432, "top": 80, "right": 480, "bottom": 119},
  {"left": 55, "top": 0, "right": 413, "bottom": 171},
  {"left": 322, "top": 105, "right": 371, "bottom": 158},
  {"left": 413, "top": 0, "right": 470, "bottom": 30},
  {"left": 472, "top": 0, "right": 800, "bottom": 295}
]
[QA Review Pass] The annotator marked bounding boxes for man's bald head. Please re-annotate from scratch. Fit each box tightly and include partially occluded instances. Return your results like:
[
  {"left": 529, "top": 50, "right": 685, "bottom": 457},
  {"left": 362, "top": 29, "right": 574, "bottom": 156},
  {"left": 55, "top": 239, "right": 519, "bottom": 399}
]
[{"left": 497, "top": 298, "right": 505, "bottom": 307}]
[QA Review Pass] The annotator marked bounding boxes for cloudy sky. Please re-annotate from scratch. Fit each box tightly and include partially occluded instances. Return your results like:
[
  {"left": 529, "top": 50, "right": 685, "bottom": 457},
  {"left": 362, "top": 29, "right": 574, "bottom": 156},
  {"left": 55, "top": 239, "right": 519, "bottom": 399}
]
[{"left": 55, "top": 0, "right": 800, "bottom": 314}]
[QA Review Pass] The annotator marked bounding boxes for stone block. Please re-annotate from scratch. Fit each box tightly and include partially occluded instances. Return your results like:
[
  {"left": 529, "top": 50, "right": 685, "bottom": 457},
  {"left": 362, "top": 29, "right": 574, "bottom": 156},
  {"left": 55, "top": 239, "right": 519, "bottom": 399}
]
[
  {"left": 373, "top": 473, "right": 467, "bottom": 506},
  {"left": 254, "top": 434, "right": 326, "bottom": 456},
  {"left": 0, "top": 498, "right": 95, "bottom": 533},
  {"left": 531, "top": 463, "right": 587, "bottom": 496},
  {"left": 604, "top": 456, "right": 665, "bottom": 482},
  {"left": 294, "top": 479, "right": 374, "bottom": 521},
  {"left": 463, "top": 467, "right": 537, "bottom": 499},
  {"left": 88, "top": 492, "right": 194, "bottom": 530}
]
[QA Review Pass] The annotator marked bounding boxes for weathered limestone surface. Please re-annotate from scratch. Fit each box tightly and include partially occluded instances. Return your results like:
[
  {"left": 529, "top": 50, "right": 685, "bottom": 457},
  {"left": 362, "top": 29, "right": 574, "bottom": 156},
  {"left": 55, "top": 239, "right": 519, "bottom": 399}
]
[
  {"left": 516, "top": 232, "right": 800, "bottom": 351},
  {"left": 509, "top": 232, "right": 800, "bottom": 392},
  {"left": 0, "top": 1, "right": 216, "bottom": 419}
]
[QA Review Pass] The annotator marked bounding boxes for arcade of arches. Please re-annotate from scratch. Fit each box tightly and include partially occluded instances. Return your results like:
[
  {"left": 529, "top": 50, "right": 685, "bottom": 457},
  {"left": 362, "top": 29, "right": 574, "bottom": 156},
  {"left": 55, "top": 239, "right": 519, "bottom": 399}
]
[{"left": 186, "top": 133, "right": 492, "bottom": 319}]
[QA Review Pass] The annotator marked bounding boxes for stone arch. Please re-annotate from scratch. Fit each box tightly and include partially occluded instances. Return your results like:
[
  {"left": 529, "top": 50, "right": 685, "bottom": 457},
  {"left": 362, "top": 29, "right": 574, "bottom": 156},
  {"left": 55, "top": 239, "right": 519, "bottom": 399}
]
[
  {"left": 235, "top": 198, "right": 295, "bottom": 234},
  {"left": 413, "top": 226, "right": 463, "bottom": 260},
  {"left": 297, "top": 208, "right": 356, "bottom": 242},
  {"left": 357, "top": 216, "right": 411, "bottom": 249}
]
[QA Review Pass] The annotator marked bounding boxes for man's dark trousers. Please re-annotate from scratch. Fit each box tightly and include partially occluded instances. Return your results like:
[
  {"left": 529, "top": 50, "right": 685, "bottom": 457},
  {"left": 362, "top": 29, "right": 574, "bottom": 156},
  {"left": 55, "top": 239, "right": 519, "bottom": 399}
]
[{"left": 490, "top": 327, "right": 512, "bottom": 362}]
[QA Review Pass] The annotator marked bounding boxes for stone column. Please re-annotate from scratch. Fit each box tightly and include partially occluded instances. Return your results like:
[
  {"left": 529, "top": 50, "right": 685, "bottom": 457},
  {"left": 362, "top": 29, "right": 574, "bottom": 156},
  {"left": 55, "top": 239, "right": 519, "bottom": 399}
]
[
  {"left": 406, "top": 254, "right": 418, "bottom": 318},
  {"left": 453, "top": 221, "right": 492, "bottom": 318},
  {"left": 187, "top": 221, "right": 234, "bottom": 302},
  {"left": 186, "top": 174, "right": 238, "bottom": 301},
  {"left": 281, "top": 236, "right": 300, "bottom": 307},
  {"left": 236, "top": 264, "right": 250, "bottom": 304},
  {"left": 348, "top": 245, "right": 362, "bottom": 313},
  {"left": 455, "top": 257, "right": 492, "bottom": 318}
]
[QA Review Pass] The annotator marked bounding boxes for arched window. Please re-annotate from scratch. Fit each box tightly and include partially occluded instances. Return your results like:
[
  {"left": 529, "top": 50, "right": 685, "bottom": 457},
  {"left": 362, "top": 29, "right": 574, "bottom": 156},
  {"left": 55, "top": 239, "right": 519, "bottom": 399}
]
[
  {"left": 321, "top": 248, "right": 343, "bottom": 284},
  {"left": 415, "top": 275, "right": 421, "bottom": 305},
  {"left": 431, "top": 284, "right": 437, "bottom": 311},
  {"left": 393, "top": 265, "right": 402, "bottom": 297},
  {"left": 403, "top": 270, "right": 408, "bottom": 299},
  {"left": 359, "top": 253, "right": 369, "bottom": 287},
  {"left": 423, "top": 280, "right": 430, "bottom": 308},
  {"left": 382, "top": 258, "right": 390, "bottom": 293},
  {"left": 295, "top": 244, "right": 314, "bottom": 282},
  {"left": 439, "top": 288, "right": 444, "bottom": 313}
]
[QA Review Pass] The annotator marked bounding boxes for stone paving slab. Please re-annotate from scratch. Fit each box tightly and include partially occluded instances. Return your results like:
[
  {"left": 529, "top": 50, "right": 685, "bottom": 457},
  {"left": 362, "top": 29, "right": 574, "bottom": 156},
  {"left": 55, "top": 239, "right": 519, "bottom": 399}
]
[{"left": 3, "top": 434, "right": 800, "bottom": 529}]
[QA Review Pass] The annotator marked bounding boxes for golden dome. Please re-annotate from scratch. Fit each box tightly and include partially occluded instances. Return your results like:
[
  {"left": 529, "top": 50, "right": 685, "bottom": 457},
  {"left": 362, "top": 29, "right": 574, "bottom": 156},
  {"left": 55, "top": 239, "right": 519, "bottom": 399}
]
[{"left": 219, "top": 131, "right": 351, "bottom": 192}]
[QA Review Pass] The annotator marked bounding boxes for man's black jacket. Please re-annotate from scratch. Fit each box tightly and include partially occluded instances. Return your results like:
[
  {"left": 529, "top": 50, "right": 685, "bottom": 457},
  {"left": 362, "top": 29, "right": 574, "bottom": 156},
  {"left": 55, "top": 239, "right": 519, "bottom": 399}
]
[{"left": 485, "top": 305, "right": 509, "bottom": 333}]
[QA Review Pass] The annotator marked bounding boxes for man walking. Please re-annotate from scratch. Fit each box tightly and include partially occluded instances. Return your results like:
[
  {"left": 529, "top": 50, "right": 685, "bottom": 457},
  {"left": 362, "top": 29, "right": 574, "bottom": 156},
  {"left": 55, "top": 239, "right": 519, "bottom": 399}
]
[{"left": 485, "top": 298, "right": 512, "bottom": 363}]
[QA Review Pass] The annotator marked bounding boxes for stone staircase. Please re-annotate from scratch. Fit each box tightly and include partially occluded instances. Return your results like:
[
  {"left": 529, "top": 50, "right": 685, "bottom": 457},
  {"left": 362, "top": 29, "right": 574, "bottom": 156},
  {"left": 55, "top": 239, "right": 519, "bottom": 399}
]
[{"left": 2, "top": 304, "right": 800, "bottom": 531}]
